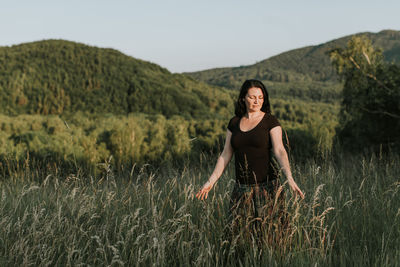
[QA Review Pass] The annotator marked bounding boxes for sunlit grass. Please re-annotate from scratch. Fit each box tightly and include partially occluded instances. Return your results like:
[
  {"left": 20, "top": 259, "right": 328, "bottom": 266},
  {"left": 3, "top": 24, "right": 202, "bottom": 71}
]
[{"left": 0, "top": 152, "right": 399, "bottom": 266}]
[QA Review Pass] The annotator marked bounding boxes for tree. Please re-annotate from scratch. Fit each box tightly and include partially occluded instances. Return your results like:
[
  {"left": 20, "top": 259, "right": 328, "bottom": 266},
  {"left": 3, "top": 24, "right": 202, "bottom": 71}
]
[{"left": 329, "top": 36, "right": 400, "bottom": 151}]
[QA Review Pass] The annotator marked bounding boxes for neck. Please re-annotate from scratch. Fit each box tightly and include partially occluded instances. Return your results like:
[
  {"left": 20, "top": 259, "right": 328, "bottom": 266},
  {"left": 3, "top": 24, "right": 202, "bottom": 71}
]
[{"left": 245, "top": 111, "right": 264, "bottom": 119}]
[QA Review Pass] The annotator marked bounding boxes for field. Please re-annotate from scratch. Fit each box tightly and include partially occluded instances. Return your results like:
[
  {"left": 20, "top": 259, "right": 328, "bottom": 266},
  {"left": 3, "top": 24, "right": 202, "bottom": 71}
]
[
  {"left": 0, "top": 151, "right": 399, "bottom": 266},
  {"left": 1, "top": 29, "right": 399, "bottom": 267}
]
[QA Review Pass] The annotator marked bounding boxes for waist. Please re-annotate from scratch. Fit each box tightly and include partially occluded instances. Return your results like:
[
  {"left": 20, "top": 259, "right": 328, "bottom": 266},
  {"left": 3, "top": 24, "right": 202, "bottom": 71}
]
[{"left": 235, "top": 180, "right": 277, "bottom": 189}]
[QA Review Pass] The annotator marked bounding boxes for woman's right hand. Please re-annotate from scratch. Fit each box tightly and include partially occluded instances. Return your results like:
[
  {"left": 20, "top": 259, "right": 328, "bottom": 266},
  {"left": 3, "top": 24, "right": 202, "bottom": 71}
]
[{"left": 196, "top": 181, "right": 213, "bottom": 200}]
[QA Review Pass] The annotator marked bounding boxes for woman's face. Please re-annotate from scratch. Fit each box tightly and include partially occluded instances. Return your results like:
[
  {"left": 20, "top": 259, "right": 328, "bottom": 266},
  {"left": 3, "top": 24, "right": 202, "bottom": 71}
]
[{"left": 244, "top": 87, "right": 264, "bottom": 113}]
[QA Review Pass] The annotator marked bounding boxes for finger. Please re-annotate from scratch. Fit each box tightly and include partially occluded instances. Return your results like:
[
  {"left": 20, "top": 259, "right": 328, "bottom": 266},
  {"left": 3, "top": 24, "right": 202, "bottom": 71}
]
[
  {"left": 291, "top": 185, "right": 303, "bottom": 198},
  {"left": 197, "top": 190, "right": 205, "bottom": 200},
  {"left": 205, "top": 192, "right": 209, "bottom": 199},
  {"left": 297, "top": 189, "right": 305, "bottom": 199},
  {"left": 297, "top": 189, "right": 303, "bottom": 196}
]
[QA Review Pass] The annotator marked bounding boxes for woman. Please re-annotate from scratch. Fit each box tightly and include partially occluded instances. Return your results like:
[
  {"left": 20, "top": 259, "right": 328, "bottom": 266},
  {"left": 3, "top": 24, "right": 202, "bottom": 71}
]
[{"left": 196, "top": 79, "right": 304, "bottom": 243}]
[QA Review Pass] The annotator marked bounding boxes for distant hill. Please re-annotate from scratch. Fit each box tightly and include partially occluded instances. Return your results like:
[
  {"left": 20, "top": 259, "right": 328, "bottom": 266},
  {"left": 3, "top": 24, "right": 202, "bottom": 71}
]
[
  {"left": 185, "top": 30, "right": 400, "bottom": 102},
  {"left": 0, "top": 40, "right": 234, "bottom": 118}
]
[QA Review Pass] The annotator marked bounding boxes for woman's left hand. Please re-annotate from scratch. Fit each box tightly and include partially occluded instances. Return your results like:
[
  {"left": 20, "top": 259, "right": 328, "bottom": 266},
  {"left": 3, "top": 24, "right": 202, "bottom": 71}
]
[{"left": 288, "top": 181, "right": 305, "bottom": 199}]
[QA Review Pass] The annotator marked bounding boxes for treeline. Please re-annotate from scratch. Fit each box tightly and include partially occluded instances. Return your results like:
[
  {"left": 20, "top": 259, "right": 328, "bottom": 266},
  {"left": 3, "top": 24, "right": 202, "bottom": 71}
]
[
  {"left": 272, "top": 99, "right": 338, "bottom": 157},
  {"left": 0, "top": 98, "right": 338, "bottom": 171},
  {"left": 0, "top": 114, "right": 220, "bottom": 167},
  {"left": 0, "top": 39, "right": 234, "bottom": 119},
  {"left": 330, "top": 36, "right": 400, "bottom": 151},
  {"left": 0, "top": 113, "right": 229, "bottom": 168}
]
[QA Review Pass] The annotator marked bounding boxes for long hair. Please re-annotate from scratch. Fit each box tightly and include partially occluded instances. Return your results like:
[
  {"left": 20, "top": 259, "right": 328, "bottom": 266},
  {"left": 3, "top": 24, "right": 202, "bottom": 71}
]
[{"left": 234, "top": 79, "right": 271, "bottom": 117}]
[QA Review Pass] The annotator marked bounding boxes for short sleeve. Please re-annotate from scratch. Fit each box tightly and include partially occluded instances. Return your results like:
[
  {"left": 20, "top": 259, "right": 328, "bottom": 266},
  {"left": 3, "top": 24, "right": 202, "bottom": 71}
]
[
  {"left": 268, "top": 114, "right": 281, "bottom": 130},
  {"left": 227, "top": 117, "right": 236, "bottom": 132}
]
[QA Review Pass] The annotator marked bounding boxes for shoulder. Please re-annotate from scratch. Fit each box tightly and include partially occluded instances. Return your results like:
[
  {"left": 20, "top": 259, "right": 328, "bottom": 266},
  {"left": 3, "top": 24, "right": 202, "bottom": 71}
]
[
  {"left": 227, "top": 116, "right": 240, "bottom": 131},
  {"left": 228, "top": 116, "right": 240, "bottom": 123},
  {"left": 262, "top": 113, "right": 281, "bottom": 130}
]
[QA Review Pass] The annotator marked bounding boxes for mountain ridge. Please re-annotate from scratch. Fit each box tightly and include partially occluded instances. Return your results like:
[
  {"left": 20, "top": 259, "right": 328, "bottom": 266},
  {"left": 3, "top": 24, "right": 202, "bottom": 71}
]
[{"left": 185, "top": 30, "right": 400, "bottom": 92}]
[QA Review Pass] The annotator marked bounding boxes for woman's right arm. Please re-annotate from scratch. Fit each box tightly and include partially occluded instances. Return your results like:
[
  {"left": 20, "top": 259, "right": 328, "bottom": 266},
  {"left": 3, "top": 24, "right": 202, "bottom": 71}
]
[{"left": 196, "top": 130, "right": 233, "bottom": 200}]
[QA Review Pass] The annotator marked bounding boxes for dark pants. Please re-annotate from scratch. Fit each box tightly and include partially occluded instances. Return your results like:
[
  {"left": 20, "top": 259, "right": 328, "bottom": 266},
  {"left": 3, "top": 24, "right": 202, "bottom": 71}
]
[{"left": 224, "top": 180, "right": 289, "bottom": 250}]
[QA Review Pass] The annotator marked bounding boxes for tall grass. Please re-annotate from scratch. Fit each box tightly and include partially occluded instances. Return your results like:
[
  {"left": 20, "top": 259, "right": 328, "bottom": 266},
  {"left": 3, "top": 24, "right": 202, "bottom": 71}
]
[{"left": 0, "top": 152, "right": 399, "bottom": 266}]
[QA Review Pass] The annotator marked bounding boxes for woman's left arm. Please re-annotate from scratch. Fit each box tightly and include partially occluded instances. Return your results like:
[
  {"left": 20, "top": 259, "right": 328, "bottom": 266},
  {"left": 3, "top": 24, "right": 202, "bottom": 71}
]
[{"left": 270, "top": 126, "right": 304, "bottom": 199}]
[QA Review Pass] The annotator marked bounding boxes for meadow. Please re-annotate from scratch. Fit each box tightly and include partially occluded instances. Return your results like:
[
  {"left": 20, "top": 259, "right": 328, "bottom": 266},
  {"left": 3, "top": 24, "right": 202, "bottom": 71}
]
[
  {"left": 1, "top": 33, "right": 399, "bottom": 266},
  {"left": 0, "top": 150, "right": 398, "bottom": 266}
]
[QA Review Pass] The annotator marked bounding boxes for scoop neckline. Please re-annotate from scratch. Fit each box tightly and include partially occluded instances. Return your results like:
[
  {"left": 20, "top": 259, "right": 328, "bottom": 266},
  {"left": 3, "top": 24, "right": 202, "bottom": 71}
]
[{"left": 238, "top": 112, "right": 266, "bottom": 133}]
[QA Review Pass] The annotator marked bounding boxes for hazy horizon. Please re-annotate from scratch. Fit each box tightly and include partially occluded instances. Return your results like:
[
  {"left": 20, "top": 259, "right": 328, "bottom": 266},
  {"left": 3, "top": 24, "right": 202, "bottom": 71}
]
[{"left": 2, "top": 0, "right": 400, "bottom": 73}]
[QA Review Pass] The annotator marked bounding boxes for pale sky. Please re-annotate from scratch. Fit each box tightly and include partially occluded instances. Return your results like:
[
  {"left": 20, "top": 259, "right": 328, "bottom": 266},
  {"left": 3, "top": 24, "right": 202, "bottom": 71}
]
[{"left": 1, "top": 0, "right": 400, "bottom": 73}]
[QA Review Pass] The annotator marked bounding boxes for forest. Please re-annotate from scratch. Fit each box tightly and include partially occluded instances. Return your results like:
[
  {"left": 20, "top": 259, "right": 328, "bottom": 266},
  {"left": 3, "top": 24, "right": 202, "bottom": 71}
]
[{"left": 0, "top": 38, "right": 343, "bottom": 169}]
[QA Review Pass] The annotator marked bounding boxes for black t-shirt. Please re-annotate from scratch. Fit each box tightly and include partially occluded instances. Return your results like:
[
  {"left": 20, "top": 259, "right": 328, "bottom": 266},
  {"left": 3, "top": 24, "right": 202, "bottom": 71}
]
[{"left": 227, "top": 113, "right": 281, "bottom": 185}]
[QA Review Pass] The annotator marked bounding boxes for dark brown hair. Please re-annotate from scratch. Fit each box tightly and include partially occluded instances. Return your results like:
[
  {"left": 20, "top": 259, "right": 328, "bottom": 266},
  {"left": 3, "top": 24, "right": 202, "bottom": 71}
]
[{"left": 234, "top": 79, "right": 271, "bottom": 117}]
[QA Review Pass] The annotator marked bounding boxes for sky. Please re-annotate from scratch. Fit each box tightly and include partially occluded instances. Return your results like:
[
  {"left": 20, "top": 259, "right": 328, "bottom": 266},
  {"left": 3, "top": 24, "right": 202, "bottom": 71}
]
[{"left": 1, "top": 0, "right": 400, "bottom": 73}]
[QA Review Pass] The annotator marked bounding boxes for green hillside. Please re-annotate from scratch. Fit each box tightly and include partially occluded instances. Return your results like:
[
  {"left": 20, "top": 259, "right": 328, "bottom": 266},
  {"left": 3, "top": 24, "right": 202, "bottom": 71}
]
[
  {"left": 0, "top": 39, "right": 341, "bottom": 166},
  {"left": 186, "top": 30, "right": 400, "bottom": 103},
  {"left": 0, "top": 39, "right": 234, "bottom": 118}
]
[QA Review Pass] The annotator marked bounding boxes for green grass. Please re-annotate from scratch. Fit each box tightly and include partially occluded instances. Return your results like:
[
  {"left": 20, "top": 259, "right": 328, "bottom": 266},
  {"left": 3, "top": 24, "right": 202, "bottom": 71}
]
[{"left": 0, "top": 152, "right": 399, "bottom": 266}]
